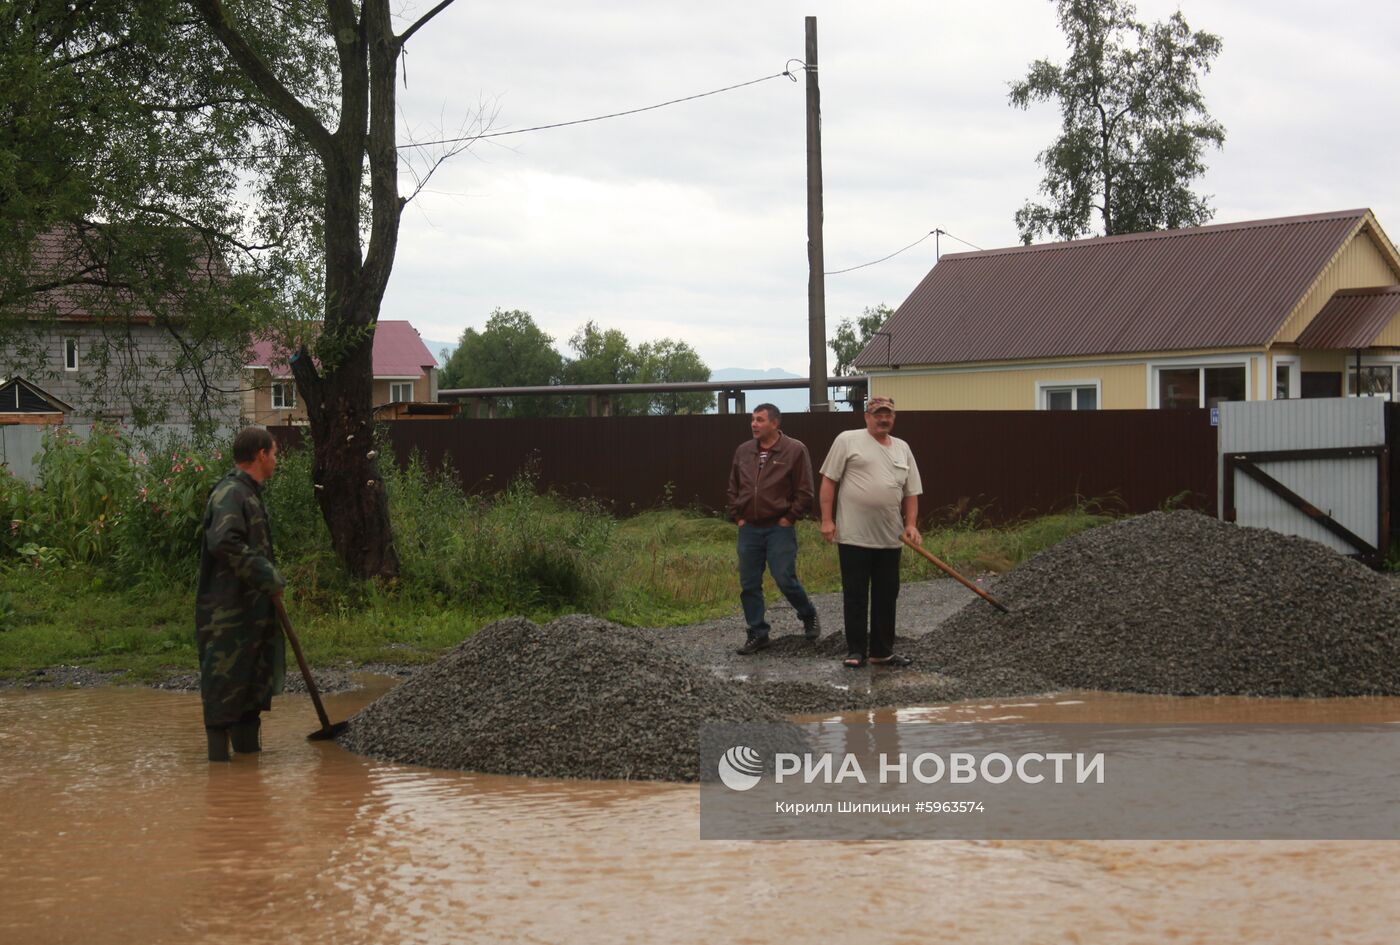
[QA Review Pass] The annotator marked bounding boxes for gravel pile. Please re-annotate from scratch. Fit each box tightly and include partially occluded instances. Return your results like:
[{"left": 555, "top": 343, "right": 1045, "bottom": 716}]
[
  {"left": 910, "top": 511, "right": 1400, "bottom": 696},
  {"left": 337, "top": 615, "right": 791, "bottom": 781}
]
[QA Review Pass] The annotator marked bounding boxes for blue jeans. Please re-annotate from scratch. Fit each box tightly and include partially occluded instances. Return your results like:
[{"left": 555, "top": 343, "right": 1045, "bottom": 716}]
[{"left": 738, "top": 524, "right": 816, "bottom": 638}]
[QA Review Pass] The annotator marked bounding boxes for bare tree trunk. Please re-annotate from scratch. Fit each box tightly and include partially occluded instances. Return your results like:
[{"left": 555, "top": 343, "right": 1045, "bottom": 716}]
[
  {"left": 290, "top": 334, "right": 398, "bottom": 579},
  {"left": 192, "top": 0, "right": 463, "bottom": 580}
]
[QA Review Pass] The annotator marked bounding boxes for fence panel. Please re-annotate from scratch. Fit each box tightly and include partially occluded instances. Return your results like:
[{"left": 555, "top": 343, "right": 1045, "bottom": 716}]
[{"left": 269, "top": 409, "right": 1217, "bottom": 524}]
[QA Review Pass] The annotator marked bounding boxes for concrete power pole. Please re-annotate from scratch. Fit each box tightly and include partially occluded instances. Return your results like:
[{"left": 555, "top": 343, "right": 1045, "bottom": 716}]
[{"left": 805, "top": 16, "right": 830, "bottom": 412}]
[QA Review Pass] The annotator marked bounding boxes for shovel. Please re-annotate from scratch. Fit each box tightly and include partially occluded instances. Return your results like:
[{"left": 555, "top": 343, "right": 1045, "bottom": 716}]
[
  {"left": 274, "top": 596, "right": 349, "bottom": 741},
  {"left": 901, "top": 537, "right": 1010, "bottom": 614}
]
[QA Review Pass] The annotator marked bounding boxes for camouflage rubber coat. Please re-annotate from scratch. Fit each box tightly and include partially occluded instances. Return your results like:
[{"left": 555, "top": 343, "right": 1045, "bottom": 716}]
[{"left": 195, "top": 469, "right": 286, "bottom": 728}]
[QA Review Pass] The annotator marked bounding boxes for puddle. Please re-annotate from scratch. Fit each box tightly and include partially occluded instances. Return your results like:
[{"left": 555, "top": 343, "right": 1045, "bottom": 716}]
[{"left": 3, "top": 680, "right": 1398, "bottom": 944}]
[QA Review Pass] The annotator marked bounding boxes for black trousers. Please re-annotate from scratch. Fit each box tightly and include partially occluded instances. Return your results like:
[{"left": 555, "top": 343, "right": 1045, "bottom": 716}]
[{"left": 837, "top": 543, "right": 902, "bottom": 659}]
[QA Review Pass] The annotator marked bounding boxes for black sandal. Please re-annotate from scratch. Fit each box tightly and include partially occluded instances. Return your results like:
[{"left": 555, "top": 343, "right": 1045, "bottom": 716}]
[
  {"left": 843, "top": 654, "right": 867, "bottom": 668},
  {"left": 869, "top": 654, "right": 913, "bottom": 667}
]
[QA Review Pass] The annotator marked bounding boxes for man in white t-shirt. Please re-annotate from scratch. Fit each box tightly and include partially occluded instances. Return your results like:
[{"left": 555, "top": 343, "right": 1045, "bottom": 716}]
[{"left": 818, "top": 396, "right": 922, "bottom": 668}]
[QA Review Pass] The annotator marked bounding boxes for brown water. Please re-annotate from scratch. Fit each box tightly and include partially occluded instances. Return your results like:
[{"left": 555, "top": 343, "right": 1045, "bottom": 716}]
[{"left": 3, "top": 681, "right": 1399, "bottom": 945}]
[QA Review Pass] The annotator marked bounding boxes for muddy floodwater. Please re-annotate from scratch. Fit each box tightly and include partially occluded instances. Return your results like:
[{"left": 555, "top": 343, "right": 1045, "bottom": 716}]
[{"left": 3, "top": 680, "right": 1399, "bottom": 945}]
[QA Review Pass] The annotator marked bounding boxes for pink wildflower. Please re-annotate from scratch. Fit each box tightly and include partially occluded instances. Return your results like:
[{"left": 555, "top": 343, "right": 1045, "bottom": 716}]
[
  {"left": 172, "top": 464, "right": 184, "bottom": 473},
  {"left": 195, "top": 465, "right": 204, "bottom": 473}
]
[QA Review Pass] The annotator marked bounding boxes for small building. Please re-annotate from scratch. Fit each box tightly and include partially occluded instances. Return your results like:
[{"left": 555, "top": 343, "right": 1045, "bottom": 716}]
[
  {"left": 0, "top": 376, "right": 71, "bottom": 425},
  {"left": 244, "top": 320, "right": 440, "bottom": 425},
  {"left": 857, "top": 209, "right": 1400, "bottom": 409}
]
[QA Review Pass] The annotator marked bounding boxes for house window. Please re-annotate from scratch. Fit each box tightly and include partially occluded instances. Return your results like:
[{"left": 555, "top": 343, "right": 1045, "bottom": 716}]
[
  {"left": 1273, "top": 360, "right": 1300, "bottom": 400},
  {"left": 271, "top": 382, "right": 296, "bottom": 409},
  {"left": 390, "top": 382, "right": 413, "bottom": 403},
  {"left": 1040, "top": 384, "right": 1099, "bottom": 410},
  {"left": 1156, "top": 364, "right": 1247, "bottom": 409},
  {"left": 1346, "top": 365, "right": 1395, "bottom": 399},
  {"left": 64, "top": 338, "right": 79, "bottom": 371}
]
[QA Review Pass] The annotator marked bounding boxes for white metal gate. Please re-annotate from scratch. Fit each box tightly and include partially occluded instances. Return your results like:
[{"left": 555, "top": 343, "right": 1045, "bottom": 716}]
[{"left": 1218, "top": 399, "right": 1389, "bottom": 564}]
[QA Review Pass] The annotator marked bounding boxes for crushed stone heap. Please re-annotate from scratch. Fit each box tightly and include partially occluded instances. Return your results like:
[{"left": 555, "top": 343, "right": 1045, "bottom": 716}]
[
  {"left": 910, "top": 511, "right": 1400, "bottom": 697},
  {"left": 337, "top": 615, "right": 786, "bottom": 781}
]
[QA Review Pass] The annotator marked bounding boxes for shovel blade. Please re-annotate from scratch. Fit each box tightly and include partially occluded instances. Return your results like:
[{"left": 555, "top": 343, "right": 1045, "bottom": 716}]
[{"left": 307, "top": 721, "right": 349, "bottom": 741}]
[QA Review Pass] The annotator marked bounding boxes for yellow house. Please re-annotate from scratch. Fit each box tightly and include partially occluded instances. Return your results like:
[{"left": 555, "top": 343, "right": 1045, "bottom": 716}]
[
  {"left": 857, "top": 209, "right": 1400, "bottom": 410},
  {"left": 243, "top": 320, "right": 439, "bottom": 425}
]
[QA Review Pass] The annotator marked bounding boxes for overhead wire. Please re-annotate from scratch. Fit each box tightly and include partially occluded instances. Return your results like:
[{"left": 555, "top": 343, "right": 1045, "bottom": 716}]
[
  {"left": 826, "top": 228, "right": 985, "bottom": 275},
  {"left": 400, "top": 66, "right": 801, "bottom": 149}
]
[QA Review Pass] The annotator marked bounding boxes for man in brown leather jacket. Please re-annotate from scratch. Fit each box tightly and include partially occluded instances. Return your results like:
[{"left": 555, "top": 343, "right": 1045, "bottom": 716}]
[{"left": 726, "top": 403, "right": 821, "bottom": 654}]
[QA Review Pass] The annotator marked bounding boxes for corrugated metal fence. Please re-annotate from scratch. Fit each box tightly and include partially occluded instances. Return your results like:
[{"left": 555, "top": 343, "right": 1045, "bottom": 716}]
[{"left": 276, "top": 409, "right": 1219, "bottom": 524}]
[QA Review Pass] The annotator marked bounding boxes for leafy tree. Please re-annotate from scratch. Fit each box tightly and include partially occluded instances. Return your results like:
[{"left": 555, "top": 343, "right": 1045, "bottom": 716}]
[
  {"left": 633, "top": 338, "right": 711, "bottom": 415},
  {"left": 0, "top": 3, "right": 286, "bottom": 434},
  {"left": 562, "top": 320, "right": 640, "bottom": 415},
  {"left": 1, "top": 0, "right": 477, "bottom": 578},
  {"left": 441, "top": 309, "right": 564, "bottom": 417},
  {"left": 830, "top": 304, "right": 893, "bottom": 376},
  {"left": 1009, "top": 0, "right": 1225, "bottom": 243}
]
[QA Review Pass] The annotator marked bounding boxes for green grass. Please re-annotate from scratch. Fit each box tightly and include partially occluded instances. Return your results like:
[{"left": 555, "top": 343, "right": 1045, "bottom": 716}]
[{"left": 0, "top": 480, "right": 1115, "bottom": 682}]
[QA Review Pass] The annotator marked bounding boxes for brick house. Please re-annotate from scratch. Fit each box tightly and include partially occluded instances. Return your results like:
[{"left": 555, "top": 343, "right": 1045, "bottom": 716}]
[{"left": 244, "top": 320, "right": 439, "bottom": 425}]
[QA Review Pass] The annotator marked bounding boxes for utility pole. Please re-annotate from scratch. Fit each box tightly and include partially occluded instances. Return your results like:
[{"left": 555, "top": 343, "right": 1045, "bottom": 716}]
[{"left": 805, "top": 16, "right": 830, "bottom": 412}]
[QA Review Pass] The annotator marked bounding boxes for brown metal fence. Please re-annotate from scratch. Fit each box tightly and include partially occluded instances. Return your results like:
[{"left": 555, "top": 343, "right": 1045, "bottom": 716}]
[{"left": 274, "top": 409, "right": 1218, "bottom": 525}]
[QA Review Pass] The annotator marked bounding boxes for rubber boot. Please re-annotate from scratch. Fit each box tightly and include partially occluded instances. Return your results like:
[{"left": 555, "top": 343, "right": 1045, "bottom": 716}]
[
  {"left": 206, "top": 726, "right": 231, "bottom": 762},
  {"left": 230, "top": 711, "right": 261, "bottom": 754}
]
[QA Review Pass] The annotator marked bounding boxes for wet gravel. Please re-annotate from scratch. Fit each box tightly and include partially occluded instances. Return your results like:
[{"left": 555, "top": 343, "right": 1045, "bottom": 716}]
[
  {"left": 337, "top": 616, "right": 791, "bottom": 782},
  {"left": 339, "top": 512, "right": 1400, "bottom": 780},
  {"left": 910, "top": 511, "right": 1400, "bottom": 697}
]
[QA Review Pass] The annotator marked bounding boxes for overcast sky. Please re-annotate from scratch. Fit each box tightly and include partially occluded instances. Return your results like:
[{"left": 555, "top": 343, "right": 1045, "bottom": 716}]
[{"left": 382, "top": 0, "right": 1400, "bottom": 374}]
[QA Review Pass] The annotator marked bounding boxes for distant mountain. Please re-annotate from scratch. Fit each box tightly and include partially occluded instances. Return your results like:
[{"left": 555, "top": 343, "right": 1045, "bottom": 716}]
[
  {"left": 710, "top": 367, "right": 802, "bottom": 381},
  {"left": 709, "top": 367, "right": 810, "bottom": 415}
]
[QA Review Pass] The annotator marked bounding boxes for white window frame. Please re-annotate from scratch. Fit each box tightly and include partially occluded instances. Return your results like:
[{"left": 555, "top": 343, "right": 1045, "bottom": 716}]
[
  {"left": 1147, "top": 355, "right": 1253, "bottom": 409},
  {"left": 389, "top": 381, "right": 414, "bottom": 403},
  {"left": 1035, "top": 379, "right": 1102, "bottom": 411},
  {"left": 271, "top": 382, "right": 296, "bottom": 409},
  {"left": 64, "top": 337, "right": 79, "bottom": 372},
  {"left": 1344, "top": 356, "right": 1400, "bottom": 400},
  {"left": 1272, "top": 356, "right": 1300, "bottom": 400}
]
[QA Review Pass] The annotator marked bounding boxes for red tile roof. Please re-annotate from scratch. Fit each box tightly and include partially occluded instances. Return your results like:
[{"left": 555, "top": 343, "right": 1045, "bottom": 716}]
[
  {"left": 855, "top": 209, "right": 1389, "bottom": 369},
  {"left": 247, "top": 321, "right": 437, "bottom": 379},
  {"left": 1294, "top": 286, "right": 1400, "bottom": 349}
]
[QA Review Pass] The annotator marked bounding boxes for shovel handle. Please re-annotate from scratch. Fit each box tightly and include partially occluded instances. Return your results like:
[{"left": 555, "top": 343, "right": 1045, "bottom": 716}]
[
  {"left": 274, "top": 596, "right": 335, "bottom": 733},
  {"left": 901, "top": 537, "right": 1010, "bottom": 613}
]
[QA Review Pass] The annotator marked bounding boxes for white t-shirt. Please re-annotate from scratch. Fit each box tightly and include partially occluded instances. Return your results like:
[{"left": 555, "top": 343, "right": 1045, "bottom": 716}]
[{"left": 819, "top": 429, "right": 923, "bottom": 548}]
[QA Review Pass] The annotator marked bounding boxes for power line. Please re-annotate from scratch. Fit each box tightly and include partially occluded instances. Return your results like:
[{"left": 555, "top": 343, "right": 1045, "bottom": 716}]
[
  {"left": 940, "top": 230, "right": 984, "bottom": 252},
  {"left": 400, "top": 67, "right": 800, "bottom": 149},
  {"left": 826, "top": 228, "right": 984, "bottom": 275}
]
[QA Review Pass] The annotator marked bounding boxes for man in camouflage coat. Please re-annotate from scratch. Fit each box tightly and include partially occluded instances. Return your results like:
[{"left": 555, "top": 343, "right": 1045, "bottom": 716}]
[{"left": 196, "top": 426, "right": 286, "bottom": 761}]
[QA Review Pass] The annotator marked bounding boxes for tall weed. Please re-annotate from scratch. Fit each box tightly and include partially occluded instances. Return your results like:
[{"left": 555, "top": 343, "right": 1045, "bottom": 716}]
[
  {"left": 111, "top": 440, "right": 226, "bottom": 582},
  {"left": 32, "top": 425, "right": 134, "bottom": 562}
]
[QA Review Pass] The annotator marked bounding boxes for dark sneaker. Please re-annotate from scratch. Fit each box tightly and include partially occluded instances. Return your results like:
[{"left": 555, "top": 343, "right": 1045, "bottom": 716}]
[
  {"left": 802, "top": 611, "right": 822, "bottom": 641},
  {"left": 736, "top": 635, "right": 771, "bottom": 655}
]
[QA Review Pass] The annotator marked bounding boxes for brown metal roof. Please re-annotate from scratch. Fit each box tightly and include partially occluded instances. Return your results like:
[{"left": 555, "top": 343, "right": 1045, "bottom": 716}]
[
  {"left": 1294, "top": 286, "right": 1400, "bottom": 349},
  {"left": 12, "top": 225, "right": 226, "bottom": 321},
  {"left": 855, "top": 209, "right": 1378, "bottom": 369}
]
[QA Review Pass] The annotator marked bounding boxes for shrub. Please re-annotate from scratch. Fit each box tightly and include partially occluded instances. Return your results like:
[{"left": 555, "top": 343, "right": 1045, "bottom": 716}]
[
  {"left": 110, "top": 440, "right": 226, "bottom": 582},
  {"left": 385, "top": 457, "right": 616, "bottom": 613},
  {"left": 31, "top": 424, "right": 135, "bottom": 563}
]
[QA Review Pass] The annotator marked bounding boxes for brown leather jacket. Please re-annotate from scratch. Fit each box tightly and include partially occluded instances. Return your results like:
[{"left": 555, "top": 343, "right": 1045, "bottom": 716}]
[{"left": 726, "top": 432, "right": 815, "bottom": 525}]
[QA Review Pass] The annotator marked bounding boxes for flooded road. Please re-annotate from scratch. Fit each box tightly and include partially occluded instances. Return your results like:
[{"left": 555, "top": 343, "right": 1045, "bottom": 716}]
[{"left": 3, "top": 681, "right": 1399, "bottom": 945}]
